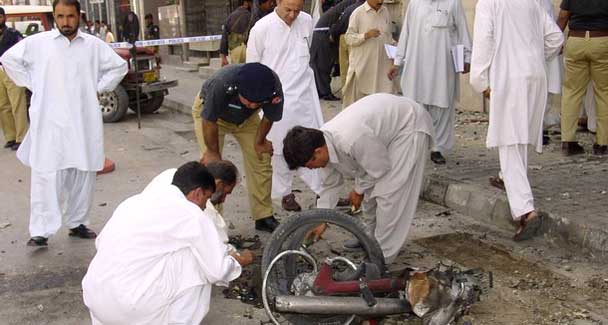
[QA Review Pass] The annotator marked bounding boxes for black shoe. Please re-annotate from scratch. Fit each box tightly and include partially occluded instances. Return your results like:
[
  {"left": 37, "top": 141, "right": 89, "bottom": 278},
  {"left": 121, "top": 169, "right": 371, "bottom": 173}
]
[
  {"left": 561, "top": 141, "right": 585, "bottom": 156},
  {"left": 430, "top": 151, "right": 446, "bottom": 164},
  {"left": 320, "top": 94, "right": 341, "bottom": 101},
  {"left": 593, "top": 144, "right": 608, "bottom": 156},
  {"left": 10, "top": 142, "right": 20, "bottom": 151},
  {"left": 27, "top": 236, "right": 48, "bottom": 247},
  {"left": 4, "top": 140, "right": 15, "bottom": 148},
  {"left": 255, "top": 215, "right": 280, "bottom": 233},
  {"left": 543, "top": 135, "right": 550, "bottom": 145},
  {"left": 68, "top": 224, "right": 97, "bottom": 239}
]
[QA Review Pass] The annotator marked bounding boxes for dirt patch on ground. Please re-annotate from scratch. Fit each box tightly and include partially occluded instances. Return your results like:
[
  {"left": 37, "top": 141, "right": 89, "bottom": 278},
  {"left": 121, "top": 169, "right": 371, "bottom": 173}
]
[{"left": 413, "top": 233, "right": 607, "bottom": 324}]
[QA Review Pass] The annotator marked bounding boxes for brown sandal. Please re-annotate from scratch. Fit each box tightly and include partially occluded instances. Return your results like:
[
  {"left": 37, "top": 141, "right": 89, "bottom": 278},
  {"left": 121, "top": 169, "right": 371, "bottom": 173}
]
[
  {"left": 489, "top": 176, "right": 505, "bottom": 190},
  {"left": 513, "top": 211, "right": 543, "bottom": 242}
]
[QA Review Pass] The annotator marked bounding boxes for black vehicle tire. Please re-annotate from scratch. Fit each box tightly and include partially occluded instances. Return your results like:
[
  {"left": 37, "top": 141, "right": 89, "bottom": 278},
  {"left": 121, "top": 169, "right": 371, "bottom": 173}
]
[
  {"left": 132, "top": 91, "right": 164, "bottom": 114},
  {"left": 262, "top": 209, "right": 386, "bottom": 274},
  {"left": 101, "top": 85, "right": 129, "bottom": 123},
  {"left": 261, "top": 209, "right": 386, "bottom": 325}
]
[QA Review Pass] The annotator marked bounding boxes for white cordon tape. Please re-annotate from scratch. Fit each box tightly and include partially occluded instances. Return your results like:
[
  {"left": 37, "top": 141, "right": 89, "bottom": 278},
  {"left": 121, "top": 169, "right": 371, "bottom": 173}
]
[{"left": 109, "top": 35, "right": 222, "bottom": 49}]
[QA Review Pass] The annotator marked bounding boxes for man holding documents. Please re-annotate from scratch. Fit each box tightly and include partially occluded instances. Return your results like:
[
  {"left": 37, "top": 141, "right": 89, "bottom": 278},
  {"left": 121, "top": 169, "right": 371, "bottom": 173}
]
[
  {"left": 388, "top": 0, "right": 471, "bottom": 164},
  {"left": 342, "top": 0, "right": 395, "bottom": 108}
]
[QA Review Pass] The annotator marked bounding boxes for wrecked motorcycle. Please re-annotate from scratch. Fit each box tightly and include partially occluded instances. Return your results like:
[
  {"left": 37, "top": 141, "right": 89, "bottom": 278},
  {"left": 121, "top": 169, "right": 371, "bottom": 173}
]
[{"left": 261, "top": 209, "right": 491, "bottom": 325}]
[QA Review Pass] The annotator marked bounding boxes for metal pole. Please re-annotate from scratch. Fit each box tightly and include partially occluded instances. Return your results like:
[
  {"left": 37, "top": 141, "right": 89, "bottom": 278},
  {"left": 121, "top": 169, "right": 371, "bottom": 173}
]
[
  {"left": 107, "top": 0, "right": 116, "bottom": 40},
  {"left": 130, "top": 43, "right": 142, "bottom": 129},
  {"left": 274, "top": 296, "right": 410, "bottom": 316},
  {"left": 83, "top": 0, "right": 90, "bottom": 22},
  {"left": 178, "top": 0, "right": 188, "bottom": 62},
  {"left": 138, "top": 0, "right": 145, "bottom": 40}
]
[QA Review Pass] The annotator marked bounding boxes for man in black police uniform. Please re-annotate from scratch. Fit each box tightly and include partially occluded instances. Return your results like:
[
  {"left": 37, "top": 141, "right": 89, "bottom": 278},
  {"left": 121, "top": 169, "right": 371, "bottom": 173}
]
[
  {"left": 249, "top": 0, "right": 275, "bottom": 29},
  {"left": 219, "top": 0, "right": 252, "bottom": 66},
  {"left": 310, "top": 0, "right": 359, "bottom": 101},
  {"left": 121, "top": 10, "right": 139, "bottom": 43},
  {"left": 0, "top": 7, "right": 28, "bottom": 151},
  {"left": 192, "top": 63, "right": 283, "bottom": 232},
  {"left": 144, "top": 13, "right": 159, "bottom": 40}
]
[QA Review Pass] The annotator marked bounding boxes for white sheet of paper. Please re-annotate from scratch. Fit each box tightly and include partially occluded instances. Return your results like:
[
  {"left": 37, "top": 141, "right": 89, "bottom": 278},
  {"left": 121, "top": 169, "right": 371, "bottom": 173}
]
[
  {"left": 451, "top": 44, "right": 465, "bottom": 73},
  {"left": 384, "top": 44, "right": 397, "bottom": 60}
]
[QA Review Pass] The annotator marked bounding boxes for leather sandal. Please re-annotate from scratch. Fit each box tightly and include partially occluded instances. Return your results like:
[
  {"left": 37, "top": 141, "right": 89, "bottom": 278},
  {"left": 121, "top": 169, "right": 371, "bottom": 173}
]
[
  {"left": 513, "top": 211, "right": 543, "bottom": 242},
  {"left": 489, "top": 176, "right": 505, "bottom": 190},
  {"left": 69, "top": 224, "right": 97, "bottom": 239}
]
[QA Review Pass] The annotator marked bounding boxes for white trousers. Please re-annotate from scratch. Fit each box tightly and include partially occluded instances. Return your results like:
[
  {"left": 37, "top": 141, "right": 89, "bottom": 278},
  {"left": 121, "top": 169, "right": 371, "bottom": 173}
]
[
  {"left": 167, "top": 285, "right": 210, "bottom": 324},
  {"left": 498, "top": 144, "right": 535, "bottom": 221},
  {"left": 271, "top": 154, "right": 322, "bottom": 199},
  {"left": 423, "top": 104, "right": 454, "bottom": 153},
  {"left": 583, "top": 82, "right": 597, "bottom": 132},
  {"left": 363, "top": 132, "right": 430, "bottom": 263},
  {"left": 90, "top": 285, "right": 210, "bottom": 325},
  {"left": 30, "top": 168, "right": 96, "bottom": 238},
  {"left": 543, "top": 95, "right": 561, "bottom": 129}
]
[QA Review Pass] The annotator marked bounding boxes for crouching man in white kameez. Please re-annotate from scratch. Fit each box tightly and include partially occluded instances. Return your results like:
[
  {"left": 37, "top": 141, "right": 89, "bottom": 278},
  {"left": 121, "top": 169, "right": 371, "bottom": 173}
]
[
  {"left": 469, "top": 0, "right": 563, "bottom": 241},
  {"left": 0, "top": 0, "right": 128, "bottom": 246},
  {"left": 143, "top": 160, "right": 240, "bottom": 251},
  {"left": 282, "top": 94, "right": 433, "bottom": 263},
  {"left": 82, "top": 162, "right": 253, "bottom": 324}
]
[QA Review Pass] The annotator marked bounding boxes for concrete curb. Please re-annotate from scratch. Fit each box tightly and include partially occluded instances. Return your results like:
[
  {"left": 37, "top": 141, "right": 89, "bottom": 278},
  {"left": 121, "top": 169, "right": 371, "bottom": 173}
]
[
  {"left": 422, "top": 175, "right": 608, "bottom": 254},
  {"left": 163, "top": 97, "right": 192, "bottom": 116}
]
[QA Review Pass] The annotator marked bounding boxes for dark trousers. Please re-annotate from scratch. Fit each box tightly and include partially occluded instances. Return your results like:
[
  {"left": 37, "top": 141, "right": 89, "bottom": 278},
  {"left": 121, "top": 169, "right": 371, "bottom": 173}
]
[{"left": 310, "top": 32, "right": 338, "bottom": 97}]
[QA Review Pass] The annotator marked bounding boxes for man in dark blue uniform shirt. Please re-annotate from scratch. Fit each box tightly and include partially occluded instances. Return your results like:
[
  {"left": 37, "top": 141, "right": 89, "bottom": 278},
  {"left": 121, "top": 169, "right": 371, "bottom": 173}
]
[{"left": 192, "top": 63, "right": 283, "bottom": 232}]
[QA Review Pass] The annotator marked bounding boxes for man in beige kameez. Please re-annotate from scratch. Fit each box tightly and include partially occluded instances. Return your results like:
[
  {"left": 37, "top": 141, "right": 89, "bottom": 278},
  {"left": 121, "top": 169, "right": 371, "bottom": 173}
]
[{"left": 342, "top": 0, "right": 394, "bottom": 108}]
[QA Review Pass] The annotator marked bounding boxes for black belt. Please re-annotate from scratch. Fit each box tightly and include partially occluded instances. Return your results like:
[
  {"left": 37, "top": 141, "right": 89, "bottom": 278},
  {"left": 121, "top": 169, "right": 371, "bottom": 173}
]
[{"left": 569, "top": 30, "right": 608, "bottom": 38}]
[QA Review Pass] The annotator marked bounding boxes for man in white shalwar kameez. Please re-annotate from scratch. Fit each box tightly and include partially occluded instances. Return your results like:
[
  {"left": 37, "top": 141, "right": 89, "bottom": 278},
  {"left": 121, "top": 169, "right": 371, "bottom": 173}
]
[
  {"left": 82, "top": 162, "right": 253, "bottom": 324},
  {"left": 247, "top": 0, "right": 324, "bottom": 212},
  {"left": 282, "top": 94, "right": 434, "bottom": 263},
  {"left": 0, "top": 0, "right": 127, "bottom": 246},
  {"left": 342, "top": 0, "right": 395, "bottom": 108},
  {"left": 540, "top": 0, "right": 562, "bottom": 134},
  {"left": 389, "top": 0, "right": 471, "bottom": 165},
  {"left": 470, "top": 0, "right": 563, "bottom": 241}
]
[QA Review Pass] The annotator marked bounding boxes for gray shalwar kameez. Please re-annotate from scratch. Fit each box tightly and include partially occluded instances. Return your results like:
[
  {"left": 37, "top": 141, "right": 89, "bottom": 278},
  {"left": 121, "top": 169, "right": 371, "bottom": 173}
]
[{"left": 316, "top": 93, "right": 434, "bottom": 263}]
